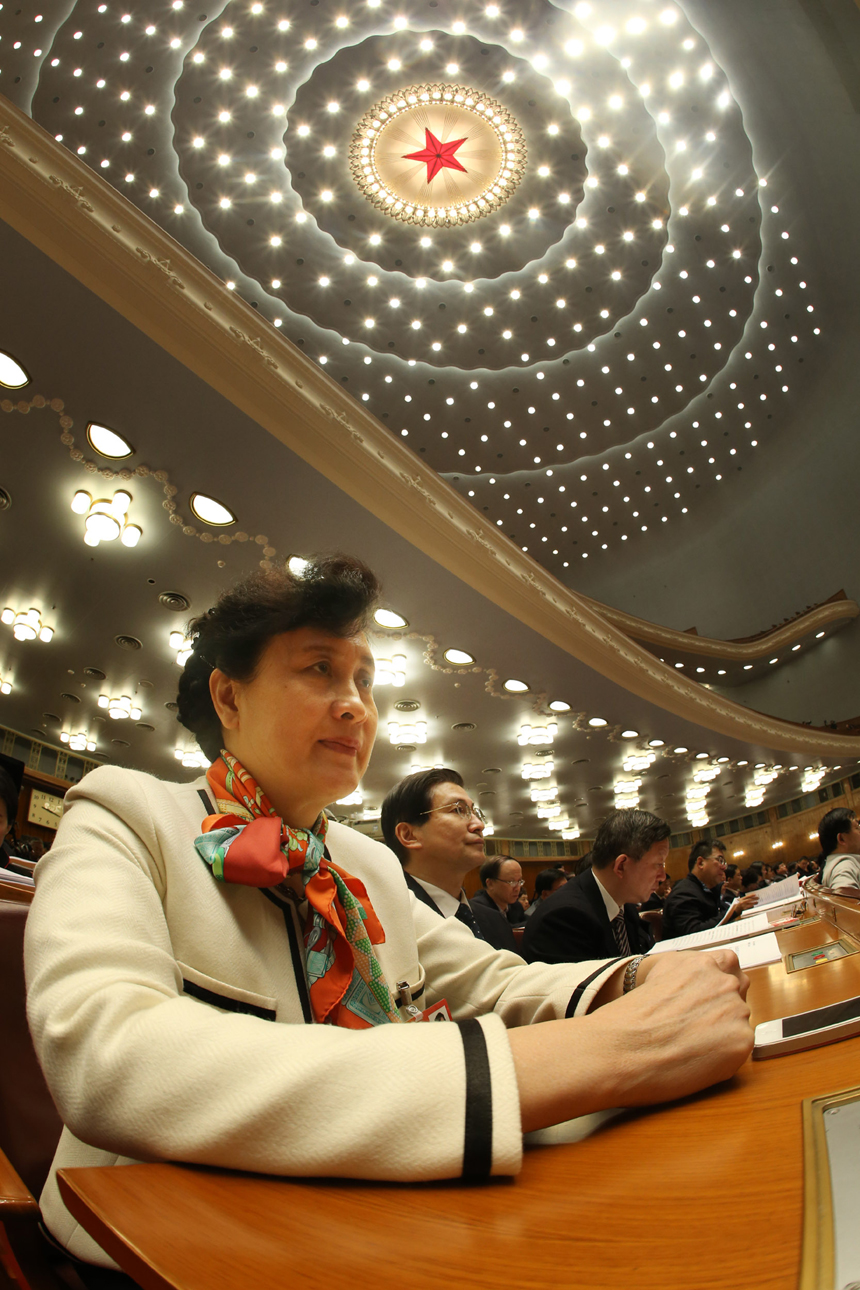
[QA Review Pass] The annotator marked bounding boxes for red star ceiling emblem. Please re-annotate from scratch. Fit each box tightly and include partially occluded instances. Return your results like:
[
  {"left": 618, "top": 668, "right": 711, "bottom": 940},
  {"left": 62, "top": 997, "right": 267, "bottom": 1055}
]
[{"left": 403, "top": 128, "right": 468, "bottom": 182}]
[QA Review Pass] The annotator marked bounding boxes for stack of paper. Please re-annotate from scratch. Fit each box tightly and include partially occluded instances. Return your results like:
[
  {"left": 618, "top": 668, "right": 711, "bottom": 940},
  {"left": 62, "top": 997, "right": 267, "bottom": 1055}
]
[
  {"left": 749, "top": 874, "right": 800, "bottom": 908},
  {"left": 703, "top": 931, "right": 782, "bottom": 971},
  {"left": 648, "top": 911, "right": 773, "bottom": 955}
]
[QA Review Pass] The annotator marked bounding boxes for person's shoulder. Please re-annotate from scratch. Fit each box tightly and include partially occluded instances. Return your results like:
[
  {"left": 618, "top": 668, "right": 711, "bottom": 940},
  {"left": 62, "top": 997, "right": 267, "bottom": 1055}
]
[
  {"left": 666, "top": 874, "right": 696, "bottom": 898},
  {"left": 65, "top": 765, "right": 207, "bottom": 814},
  {"left": 325, "top": 820, "right": 402, "bottom": 874}
]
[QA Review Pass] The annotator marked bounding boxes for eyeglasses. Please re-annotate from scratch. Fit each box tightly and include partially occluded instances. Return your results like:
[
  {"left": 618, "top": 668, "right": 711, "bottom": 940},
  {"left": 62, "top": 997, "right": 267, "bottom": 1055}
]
[
  {"left": 421, "top": 800, "right": 486, "bottom": 825},
  {"left": 493, "top": 876, "right": 525, "bottom": 888}
]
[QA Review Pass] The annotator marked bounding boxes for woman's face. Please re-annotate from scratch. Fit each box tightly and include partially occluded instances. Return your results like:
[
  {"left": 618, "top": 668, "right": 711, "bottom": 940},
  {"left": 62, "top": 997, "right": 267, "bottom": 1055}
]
[{"left": 210, "top": 626, "right": 378, "bottom": 827}]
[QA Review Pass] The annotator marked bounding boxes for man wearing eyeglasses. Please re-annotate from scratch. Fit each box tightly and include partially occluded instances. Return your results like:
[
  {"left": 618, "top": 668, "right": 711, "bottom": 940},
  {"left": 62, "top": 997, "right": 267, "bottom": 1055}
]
[
  {"left": 381, "top": 768, "right": 519, "bottom": 952},
  {"left": 471, "top": 858, "right": 528, "bottom": 928}
]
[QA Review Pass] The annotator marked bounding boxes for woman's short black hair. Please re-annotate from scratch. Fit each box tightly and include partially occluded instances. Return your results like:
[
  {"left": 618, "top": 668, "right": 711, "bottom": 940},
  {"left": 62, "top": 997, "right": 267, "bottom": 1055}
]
[
  {"left": 177, "top": 554, "right": 381, "bottom": 761},
  {"left": 0, "top": 765, "right": 18, "bottom": 826},
  {"left": 380, "top": 768, "right": 465, "bottom": 865}
]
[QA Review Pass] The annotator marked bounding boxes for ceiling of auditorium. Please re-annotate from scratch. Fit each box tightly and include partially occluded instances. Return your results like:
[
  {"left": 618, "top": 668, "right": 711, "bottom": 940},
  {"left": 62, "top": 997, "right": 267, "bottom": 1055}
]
[
  {"left": 0, "top": 0, "right": 823, "bottom": 573},
  {"left": 1, "top": 0, "right": 859, "bottom": 840}
]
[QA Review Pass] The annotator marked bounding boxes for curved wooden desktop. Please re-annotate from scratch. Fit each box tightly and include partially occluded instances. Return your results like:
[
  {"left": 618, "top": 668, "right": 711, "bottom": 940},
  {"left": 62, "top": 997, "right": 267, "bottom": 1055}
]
[{"left": 57, "top": 892, "right": 860, "bottom": 1290}]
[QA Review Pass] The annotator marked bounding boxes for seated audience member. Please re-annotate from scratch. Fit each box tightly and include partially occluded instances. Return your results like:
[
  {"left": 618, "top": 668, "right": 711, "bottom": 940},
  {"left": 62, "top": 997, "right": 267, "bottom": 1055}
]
[
  {"left": 663, "top": 842, "right": 759, "bottom": 940},
  {"left": 795, "top": 856, "right": 812, "bottom": 876},
  {"left": 773, "top": 860, "right": 788, "bottom": 879},
  {"left": 380, "top": 767, "right": 517, "bottom": 951},
  {"left": 472, "top": 856, "right": 528, "bottom": 929},
  {"left": 740, "top": 866, "right": 762, "bottom": 894},
  {"left": 641, "top": 874, "right": 672, "bottom": 912},
  {"left": 819, "top": 807, "right": 860, "bottom": 892},
  {"left": 523, "top": 810, "right": 669, "bottom": 965},
  {"left": 0, "top": 765, "right": 18, "bottom": 868},
  {"left": 722, "top": 863, "right": 743, "bottom": 903},
  {"left": 526, "top": 867, "right": 568, "bottom": 917},
  {"left": 25, "top": 558, "right": 754, "bottom": 1276}
]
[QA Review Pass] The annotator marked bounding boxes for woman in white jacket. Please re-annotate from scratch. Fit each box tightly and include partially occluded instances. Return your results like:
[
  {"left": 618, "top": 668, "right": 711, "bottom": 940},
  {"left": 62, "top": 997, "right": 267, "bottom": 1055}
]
[{"left": 25, "top": 555, "right": 753, "bottom": 1277}]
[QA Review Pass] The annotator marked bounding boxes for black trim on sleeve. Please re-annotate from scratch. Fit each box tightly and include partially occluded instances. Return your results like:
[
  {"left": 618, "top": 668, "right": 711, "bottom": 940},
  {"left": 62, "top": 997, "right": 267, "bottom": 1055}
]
[
  {"left": 182, "top": 978, "right": 276, "bottom": 1021},
  {"left": 457, "top": 1018, "right": 493, "bottom": 1180},
  {"left": 197, "top": 788, "right": 216, "bottom": 815},
  {"left": 565, "top": 957, "right": 625, "bottom": 1018}
]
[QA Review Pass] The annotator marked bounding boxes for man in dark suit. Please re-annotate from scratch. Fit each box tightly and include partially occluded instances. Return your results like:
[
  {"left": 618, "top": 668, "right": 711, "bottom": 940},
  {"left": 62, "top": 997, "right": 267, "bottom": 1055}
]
[
  {"left": 380, "top": 767, "right": 518, "bottom": 952},
  {"left": 640, "top": 875, "right": 672, "bottom": 912},
  {"left": 663, "top": 842, "right": 759, "bottom": 940},
  {"left": 523, "top": 809, "right": 671, "bottom": 965}
]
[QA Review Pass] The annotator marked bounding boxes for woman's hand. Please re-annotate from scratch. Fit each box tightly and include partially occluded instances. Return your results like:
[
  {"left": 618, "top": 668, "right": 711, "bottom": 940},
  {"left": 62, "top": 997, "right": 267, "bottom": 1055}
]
[{"left": 508, "top": 949, "right": 752, "bottom": 1134}]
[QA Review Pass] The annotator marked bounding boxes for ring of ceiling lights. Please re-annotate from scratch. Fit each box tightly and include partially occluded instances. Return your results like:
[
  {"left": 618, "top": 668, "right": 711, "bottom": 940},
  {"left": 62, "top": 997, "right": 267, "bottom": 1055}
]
[
  {"left": 21, "top": 0, "right": 817, "bottom": 569},
  {"left": 348, "top": 84, "right": 527, "bottom": 226}
]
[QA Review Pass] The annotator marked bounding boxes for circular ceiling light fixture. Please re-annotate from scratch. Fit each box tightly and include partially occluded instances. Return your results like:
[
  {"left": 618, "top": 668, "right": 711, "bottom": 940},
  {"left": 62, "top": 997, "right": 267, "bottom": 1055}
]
[
  {"left": 374, "top": 608, "right": 408, "bottom": 629},
  {"left": 549, "top": 700, "right": 571, "bottom": 712},
  {"left": 86, "top": 422, "right": 135, "bottom": 459},
  {"left": 189, "top": 493, "right": 236, "bottom": 526},
  {"left": 0, "top": 351, "right": 31, "bottom": 389},
  {"left": 648, "top": 738, "right": 665, "bottom": 747},
  {"left": 444, "top": 648, "right": 475, "bottom": 665},
  {"left": 349, "top": 84, "right": 527, "bottom": 226},
  {"left": 503, "top": 678, "right": 529, "bottom": 692},
  {"left": 588, "top": 717, "right": 608, "bottom": 728},
  {"left": 621, "top": 729, "right": 639, "bottom": 739}
]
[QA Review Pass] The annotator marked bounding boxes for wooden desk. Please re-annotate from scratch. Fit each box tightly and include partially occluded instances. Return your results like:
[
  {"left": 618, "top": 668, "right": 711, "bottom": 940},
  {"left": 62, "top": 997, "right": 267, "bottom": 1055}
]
[{"left": 57, "top": 916, "right": 860, "bottom": 1290}]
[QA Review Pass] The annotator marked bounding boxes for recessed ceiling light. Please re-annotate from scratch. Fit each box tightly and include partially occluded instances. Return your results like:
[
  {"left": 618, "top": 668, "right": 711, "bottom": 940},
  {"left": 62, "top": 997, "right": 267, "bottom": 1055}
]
[
  {"left": 86, "top": 422, "right": 135, "bottom": 459},
  {"left": 621, "top": 729, "right": 639, "bottom": 739},
  {"left": 549, "top": 700, "right": 571, "bottom": 713},
  {"left": 444, "top": 648, "right": 475, "bottom": 665},
  {"left": 374, "top": 608, "right": 408, "bottom": 629},
  {"left": 0, "top": 351, "right": 30, "bottom": 389},
  {"left": 588, "top": 717, "right": 607, "bottom": 728},
  {"left": 648, "top": 739, "right": 664, "bottom": 747},
  {"left": 504, "top": 679, "right": 529, "bottom": 693},
  {"left": 189, "top": 493, "right": 236, "bottom": 526},
  {"left": 673, "top": 746, "right": 688, "bottom": 754}
]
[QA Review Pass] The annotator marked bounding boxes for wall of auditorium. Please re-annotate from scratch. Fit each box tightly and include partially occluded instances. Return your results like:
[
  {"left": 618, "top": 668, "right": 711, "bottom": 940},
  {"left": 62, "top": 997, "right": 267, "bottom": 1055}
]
[{"left": 475, "top": 775, "right": 860, "bottom": 894}]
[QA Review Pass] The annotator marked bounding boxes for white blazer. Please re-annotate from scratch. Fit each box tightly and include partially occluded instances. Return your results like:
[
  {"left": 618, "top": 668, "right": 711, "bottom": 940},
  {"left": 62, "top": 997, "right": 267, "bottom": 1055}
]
[{"left": 25, "top": 766, "right": 622, "bottom": 1267}]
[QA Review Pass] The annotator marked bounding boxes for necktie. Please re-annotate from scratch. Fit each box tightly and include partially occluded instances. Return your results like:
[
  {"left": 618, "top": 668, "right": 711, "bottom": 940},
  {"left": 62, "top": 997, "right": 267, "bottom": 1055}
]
[
  {"left": 612, "top": 911, "right": 631, "bottom": 955},
  {"left": 455, "top": 903, "right": 487, "bottom": 942}
]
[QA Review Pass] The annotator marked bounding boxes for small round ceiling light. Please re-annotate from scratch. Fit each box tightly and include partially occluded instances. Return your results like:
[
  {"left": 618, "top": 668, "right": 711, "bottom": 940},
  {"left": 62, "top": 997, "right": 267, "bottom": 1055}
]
[
  {"left": 445, "top": 648, "right": 475, "bottom": 665},
  {"left": 621, "top": 729, "right": 639, "bottom": 739},
  {"left": 503, "top": 678, "right": 529, "bottom": 693},
  {"left": 549, "top": 700, "right": 571, "bottom": 712},
  {"left": 189, "top": 493, "right": 236, "bottom": 526},
  {"left": 588, "top": 717, "right": 608, "bottom": 728},
  {"left": 350, "top": 84, "right": 527, "bottom": 226},
  {"left": 86, "top": 422, "right": 135, "bottom": 459},
  {"left": 673, "top": 746, "right": 689, "bottom": 754},
  {"left": 648, "top": 738, "right": 665, "bottom": 747},
  {"left": 0, "top": 351, "right": 31, "bottom": 389},
  {"left": 374, "top": 608, "right": 409, "bottom": 629}
]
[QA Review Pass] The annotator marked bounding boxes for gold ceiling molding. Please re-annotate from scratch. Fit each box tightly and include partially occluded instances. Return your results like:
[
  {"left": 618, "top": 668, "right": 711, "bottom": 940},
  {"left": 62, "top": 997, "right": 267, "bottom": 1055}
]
[
  {"left": 1, "top": 97, "right": 857, "bottom": 760},
  {"left": 576, "top": 592, "right": 860, "bottom": 662}
]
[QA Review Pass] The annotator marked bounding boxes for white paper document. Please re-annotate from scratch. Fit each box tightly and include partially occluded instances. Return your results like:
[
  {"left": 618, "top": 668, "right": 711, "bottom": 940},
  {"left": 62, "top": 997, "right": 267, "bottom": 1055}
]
[
  {"left": 648, "top": 910, "right": 774, "bottom": 955},
  {"left": 750, "top": 874, "right": 801, "bottom": 908},
  {"left": 740, "top": 893, "right": 805, "bottom": 920},
  {"left": 704, "top": 931, "right": 782, "bottom": 971}
]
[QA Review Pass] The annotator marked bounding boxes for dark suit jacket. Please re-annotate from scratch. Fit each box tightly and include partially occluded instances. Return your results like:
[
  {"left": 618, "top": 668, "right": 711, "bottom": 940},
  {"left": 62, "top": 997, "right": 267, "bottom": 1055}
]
[
  {"left": 522, "top": 868, "right": 654, "bottom": 965},
  {"left": 662, "top": 874, "right": 724, "bottom": 939},
  {"left": 467, "top": 889, "right": 520, "bottom": 952},
  {"left": 403, "top": 872, "right": 517, "bottom": 952}
]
